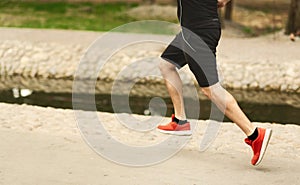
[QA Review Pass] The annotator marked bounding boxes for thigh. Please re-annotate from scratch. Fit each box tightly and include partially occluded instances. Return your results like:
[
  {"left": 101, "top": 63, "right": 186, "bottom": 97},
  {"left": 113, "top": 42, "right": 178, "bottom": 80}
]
[
  {"left": 161, "top": 33, "right": 187, "bottom": 69},
  {"left": 182, "top": 29, "right": 221, "bottom": 87}
]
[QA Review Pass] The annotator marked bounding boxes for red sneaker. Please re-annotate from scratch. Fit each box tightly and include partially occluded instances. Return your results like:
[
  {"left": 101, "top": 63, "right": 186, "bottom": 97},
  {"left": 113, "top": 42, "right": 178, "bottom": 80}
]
[
  {"left": 245, "top": 128, "right": 272, "bottom": 166},
  {"left": 157, "top": 114, "right": 192, "bottom": 136}
]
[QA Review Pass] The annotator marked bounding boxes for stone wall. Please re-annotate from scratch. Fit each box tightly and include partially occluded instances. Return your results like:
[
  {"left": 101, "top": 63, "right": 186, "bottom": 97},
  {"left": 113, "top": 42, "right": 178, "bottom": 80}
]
[
  {"left": 1, "top": 38, "right": 299, "bottom": 94},
  {"left": 0, "top": 29, "right": 299, "bottom": 96}
]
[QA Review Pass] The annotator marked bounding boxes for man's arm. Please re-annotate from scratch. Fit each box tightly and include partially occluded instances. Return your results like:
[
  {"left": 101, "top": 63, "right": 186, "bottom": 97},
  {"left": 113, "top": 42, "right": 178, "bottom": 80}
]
[{"left": 218, "top": 0, "right": 231, "bottom": 8}]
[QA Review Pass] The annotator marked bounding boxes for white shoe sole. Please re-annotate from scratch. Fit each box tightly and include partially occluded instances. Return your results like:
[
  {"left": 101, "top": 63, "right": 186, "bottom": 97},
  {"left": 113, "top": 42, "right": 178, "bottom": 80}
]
[
  {"left": 254, "top": 129, "right": 272, "bottom": 166},
  {"left": 157, "top": 128, "right": 192, "bottom": 136}
]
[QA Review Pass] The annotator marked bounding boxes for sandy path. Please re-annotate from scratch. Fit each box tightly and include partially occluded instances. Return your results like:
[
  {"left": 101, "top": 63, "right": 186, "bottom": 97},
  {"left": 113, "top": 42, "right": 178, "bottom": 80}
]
[
  {"left": 1, "top": 129, "right": 300, "bottom": 185},
  {"left": 0, "top": 103, "right": 299, "bottom": 185}
]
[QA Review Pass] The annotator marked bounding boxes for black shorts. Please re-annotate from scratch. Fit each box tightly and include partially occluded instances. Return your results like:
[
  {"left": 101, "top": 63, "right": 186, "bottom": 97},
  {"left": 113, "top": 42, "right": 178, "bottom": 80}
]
[{"left": 161, "top": 28, "right": 221, "bottom": 87}]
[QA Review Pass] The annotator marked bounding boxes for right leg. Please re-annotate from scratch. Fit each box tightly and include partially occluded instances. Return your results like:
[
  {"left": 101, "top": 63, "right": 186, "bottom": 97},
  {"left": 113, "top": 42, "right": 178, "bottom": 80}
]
[
  {"left": 156, "top": 33, "right": 191, "bottom": 135},
  {"left": 159, "top": 60, "right": 186, "bottom": 120},
  {"left": 157, "top": 59, "right": 191, "bottom": 136}
]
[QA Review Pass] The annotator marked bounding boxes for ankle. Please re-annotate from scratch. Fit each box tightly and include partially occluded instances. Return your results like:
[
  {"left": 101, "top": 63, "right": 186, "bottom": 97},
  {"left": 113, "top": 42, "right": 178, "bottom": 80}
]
[
  {"left": 174, "top": 116, "right": 188, "bottom": 125},
  {"left": 247, "top": 127, "right": 259, "bottom": 141},
  {"left": 174, "top": 114, "right": 186, "bottom": 120}
]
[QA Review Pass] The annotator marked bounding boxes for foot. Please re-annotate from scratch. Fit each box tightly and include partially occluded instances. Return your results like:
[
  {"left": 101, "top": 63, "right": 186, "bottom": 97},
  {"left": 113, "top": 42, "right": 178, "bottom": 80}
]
[
  {"left": 157, "top": 114, "right": 192, "bottom": 136},
  {"left": 245, "top": 128, "right": 272, "bottom": 166}
]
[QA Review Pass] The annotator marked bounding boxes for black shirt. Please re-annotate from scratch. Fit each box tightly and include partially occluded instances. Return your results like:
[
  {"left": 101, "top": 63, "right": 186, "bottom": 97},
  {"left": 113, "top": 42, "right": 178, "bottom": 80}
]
[{"left": 177, "top": 0, "right": 221, "bottom": 30}]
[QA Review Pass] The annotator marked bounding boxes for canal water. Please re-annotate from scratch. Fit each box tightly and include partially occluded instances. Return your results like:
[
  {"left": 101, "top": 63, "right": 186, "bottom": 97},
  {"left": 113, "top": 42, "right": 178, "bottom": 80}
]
[{"left": 1, "top": 88, "right": 299, "bottom": 125}]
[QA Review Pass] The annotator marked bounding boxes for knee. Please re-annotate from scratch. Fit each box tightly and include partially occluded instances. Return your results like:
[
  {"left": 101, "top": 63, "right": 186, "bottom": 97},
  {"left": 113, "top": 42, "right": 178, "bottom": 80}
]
[
  {"left": 201, "top": 86, "right": 236, "bottom": 106},
  {"left": 159, "top": 60, "right": 176, "bottom": 75},
  {"left": 201, "top": 87, "right": 213, "bottom": 99}
]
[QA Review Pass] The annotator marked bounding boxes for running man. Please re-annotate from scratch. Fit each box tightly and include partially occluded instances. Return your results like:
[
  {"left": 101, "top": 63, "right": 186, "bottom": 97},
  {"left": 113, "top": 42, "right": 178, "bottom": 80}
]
[{"left": 157, "top": 0, "right": 272, "bottom": 166}]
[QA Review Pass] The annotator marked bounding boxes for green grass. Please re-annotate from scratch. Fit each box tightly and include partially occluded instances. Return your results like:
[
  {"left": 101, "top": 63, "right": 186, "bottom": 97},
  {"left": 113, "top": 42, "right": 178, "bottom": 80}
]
[
  {"left": 242, "top": 27, "right": 256, "bottom": 36},
  {"left": 0, "top": 1, "right": 178, "bottom": 34},
  {"left": 1, "top": 1, "right": 282, "bottom": 36},
  {"left": 0, "top": 1, "right": 137, "bottom": 31},
  {"left": 0, "top": 0, "right": 147, "bottom": 32}
]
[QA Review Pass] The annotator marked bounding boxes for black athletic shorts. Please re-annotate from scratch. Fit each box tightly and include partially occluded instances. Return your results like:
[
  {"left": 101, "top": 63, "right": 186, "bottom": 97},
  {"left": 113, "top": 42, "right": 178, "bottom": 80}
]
[{"left": 161, "top": 28, "right": 221, "bottom": 87}]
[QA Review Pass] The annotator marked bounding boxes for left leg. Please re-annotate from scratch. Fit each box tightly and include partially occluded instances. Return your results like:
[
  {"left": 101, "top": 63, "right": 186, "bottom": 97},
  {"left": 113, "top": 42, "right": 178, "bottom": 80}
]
[
  {"left": 201, "top": 83, "right": 272, "bottom": 166},
  {"left": 183, "top": 28, "right": 272, "bottom": 166},
  {"left": 201, "top": 83, "right": 255, "bottom": 136}
]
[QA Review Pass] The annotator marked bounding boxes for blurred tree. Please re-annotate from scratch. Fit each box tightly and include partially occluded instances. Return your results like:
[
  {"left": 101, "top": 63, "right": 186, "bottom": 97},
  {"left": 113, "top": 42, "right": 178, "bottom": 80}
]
[
  {"left": 286, "top": 0, "right": 300, "bottom": 38},
  {"left": 218, "top": 9, "right": 225, "bottom": 29},
  {"left": 224, "top": 0, "right": 233, "bottom": 21},
  {"left": 218, "top": 0, "right": 233, "bottom": 28}
]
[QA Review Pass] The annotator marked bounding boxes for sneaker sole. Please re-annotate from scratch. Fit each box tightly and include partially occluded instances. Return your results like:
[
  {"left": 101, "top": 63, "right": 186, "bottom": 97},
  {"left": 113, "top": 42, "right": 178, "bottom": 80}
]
[
  {"left": 157, "top": 128, "right": 192, "bottom": 136},
  {"left": 254, "top": 129, "right": 272, "bottom": 166}
]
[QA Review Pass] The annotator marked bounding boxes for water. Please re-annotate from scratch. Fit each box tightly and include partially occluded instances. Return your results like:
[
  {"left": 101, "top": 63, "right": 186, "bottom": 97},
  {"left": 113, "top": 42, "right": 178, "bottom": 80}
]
[{"left": 1, "top": 89, "right": 299, "bottom": 125}]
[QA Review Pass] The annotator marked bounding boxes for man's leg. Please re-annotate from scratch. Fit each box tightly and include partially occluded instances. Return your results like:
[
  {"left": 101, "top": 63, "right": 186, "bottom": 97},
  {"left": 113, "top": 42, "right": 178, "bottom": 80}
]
[
  {"left": 159, "top": 60, "right": 186, "bottom": 120},
  {"left": 156, "top": 60, "right": 191, "bottom": 136},
  {"left": 200, "top": 83, "right": 255, "bottom": 136},
  {"left": 201, "top": 83, "right": 272, "bottom": 166}
]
